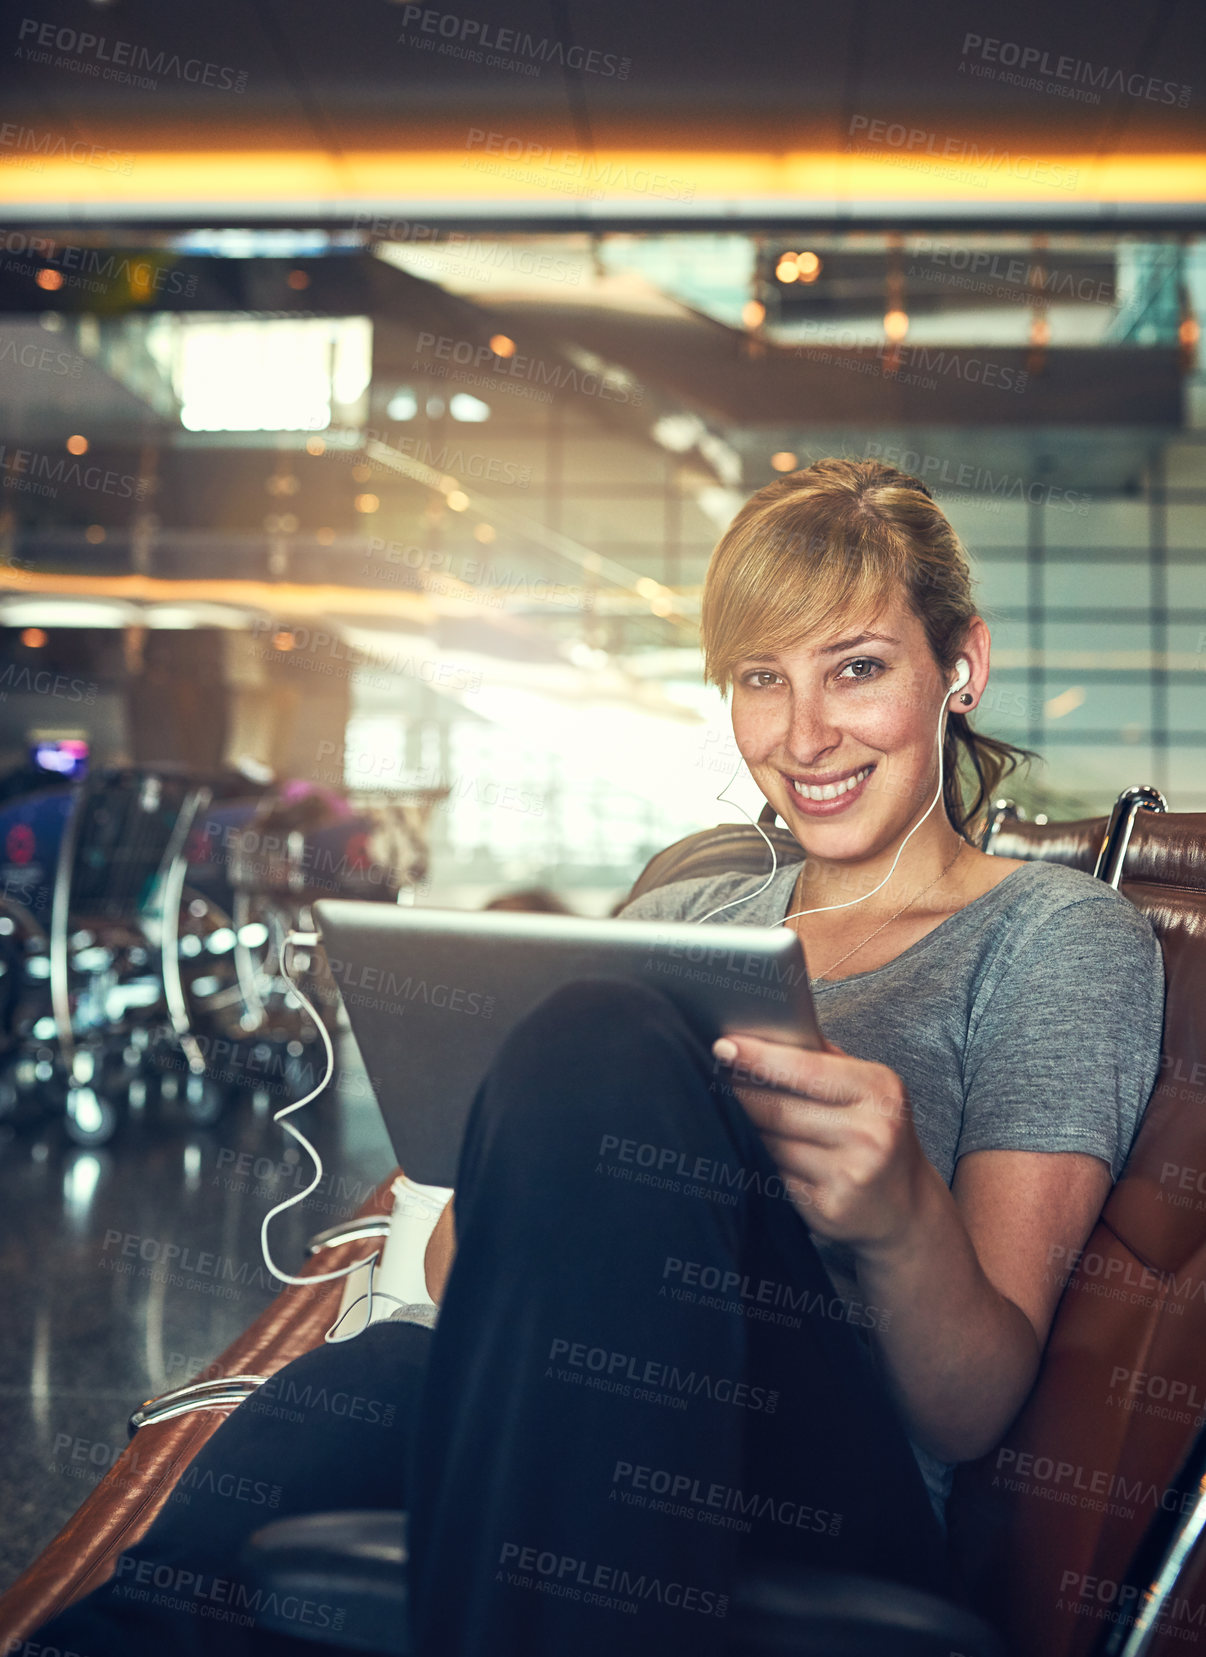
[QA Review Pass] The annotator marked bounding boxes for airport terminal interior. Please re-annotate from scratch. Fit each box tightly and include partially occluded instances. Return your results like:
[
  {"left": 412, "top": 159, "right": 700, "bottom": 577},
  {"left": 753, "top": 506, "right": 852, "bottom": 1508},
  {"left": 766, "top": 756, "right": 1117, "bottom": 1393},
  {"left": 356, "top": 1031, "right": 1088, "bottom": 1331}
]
[{"left": 0, "top": 0, "right": 1204, "bottom": 1649}]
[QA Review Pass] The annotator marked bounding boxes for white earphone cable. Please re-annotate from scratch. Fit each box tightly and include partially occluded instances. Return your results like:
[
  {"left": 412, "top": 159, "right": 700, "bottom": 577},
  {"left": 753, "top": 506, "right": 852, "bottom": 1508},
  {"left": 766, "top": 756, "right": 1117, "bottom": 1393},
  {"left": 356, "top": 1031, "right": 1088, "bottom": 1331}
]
[{"left": 260, "top": 933, "right": 401, "bottom": 1342}]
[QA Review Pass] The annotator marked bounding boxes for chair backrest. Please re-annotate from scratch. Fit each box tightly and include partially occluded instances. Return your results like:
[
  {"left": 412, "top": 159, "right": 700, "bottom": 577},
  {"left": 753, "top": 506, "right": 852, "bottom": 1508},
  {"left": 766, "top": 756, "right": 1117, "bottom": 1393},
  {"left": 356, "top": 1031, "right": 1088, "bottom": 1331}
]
[
  {"left": 65, "top": 770, "right": 201, "bottom": 921},
  {"left": 627, "top": 803, "right": 1206, "bottom": 1657},
  {"left": 626, "top": 819, "right": 804, "bottom": 900},
  {"left": 947, "top": 806, "right": 1206, "bottom": 1657}
]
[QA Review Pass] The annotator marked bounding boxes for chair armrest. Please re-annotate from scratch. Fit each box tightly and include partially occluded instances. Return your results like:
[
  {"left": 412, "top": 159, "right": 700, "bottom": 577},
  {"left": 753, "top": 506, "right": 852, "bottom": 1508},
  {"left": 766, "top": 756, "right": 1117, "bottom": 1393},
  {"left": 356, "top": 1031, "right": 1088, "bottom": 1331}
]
[
  {"left": 237, "top": 1520, "right": 1007, "bottom": 1657},
  {"left": 239, "top": 1510, "right": 409, "bottom": 1654},
  {"left": 728, "top": 1562, "right": 1009, "bottom": 1656}
]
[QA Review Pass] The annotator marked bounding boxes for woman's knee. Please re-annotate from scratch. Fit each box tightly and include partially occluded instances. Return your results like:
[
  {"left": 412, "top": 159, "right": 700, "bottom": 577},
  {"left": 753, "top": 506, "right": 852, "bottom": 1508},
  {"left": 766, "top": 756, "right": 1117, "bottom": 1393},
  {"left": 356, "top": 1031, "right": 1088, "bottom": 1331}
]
[
  {"left": 525, "top": 976, "right": 691, "bottom": 1042},
  {"left": 494, "top": 977, "right": 704, "bottom": 1109},
  {"left": 466, "top": 976, "right": 712, "bottom": 1163}
]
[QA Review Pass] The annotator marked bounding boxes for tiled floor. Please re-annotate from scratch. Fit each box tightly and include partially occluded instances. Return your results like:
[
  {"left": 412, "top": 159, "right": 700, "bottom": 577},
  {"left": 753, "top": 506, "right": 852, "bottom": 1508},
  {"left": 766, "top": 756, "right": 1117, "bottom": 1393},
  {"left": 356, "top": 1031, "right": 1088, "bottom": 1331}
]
[{"left": 0, "top": 1036, "right": 397, "bottom": 1595}]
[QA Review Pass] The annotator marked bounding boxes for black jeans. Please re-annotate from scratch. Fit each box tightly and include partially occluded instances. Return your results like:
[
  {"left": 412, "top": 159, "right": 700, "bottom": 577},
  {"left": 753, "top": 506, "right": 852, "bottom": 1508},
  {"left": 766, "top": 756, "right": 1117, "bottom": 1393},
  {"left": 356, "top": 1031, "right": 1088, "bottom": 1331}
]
[
  {"left": 409, "top": 979, "right": 958, "bottom": 1654},
  {"left": 31, "top": 979, "right": 957, "bottom": 1657}
]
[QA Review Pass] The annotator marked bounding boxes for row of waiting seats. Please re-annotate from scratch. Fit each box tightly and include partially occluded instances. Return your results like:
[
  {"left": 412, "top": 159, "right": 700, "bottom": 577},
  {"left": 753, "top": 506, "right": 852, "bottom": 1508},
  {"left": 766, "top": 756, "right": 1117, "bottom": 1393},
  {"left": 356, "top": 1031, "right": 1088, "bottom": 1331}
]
[{"left": 0, "top": 767, "right": 418, "bottom": 1144}]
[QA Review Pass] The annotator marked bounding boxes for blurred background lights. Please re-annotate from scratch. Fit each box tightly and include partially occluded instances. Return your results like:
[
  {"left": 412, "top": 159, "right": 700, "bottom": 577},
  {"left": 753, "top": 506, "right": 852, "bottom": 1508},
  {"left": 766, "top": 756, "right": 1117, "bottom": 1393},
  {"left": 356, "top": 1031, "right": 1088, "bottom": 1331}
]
[
  {"left": 386, "top": 387, "right": 418, "bottom": 421},
  {"left": 449, "top": 392, "right": 490, "bottom": 421},
  {"left": 1045, "top": 686, "right": 1087, "bottom": 720},
  {"left": 741, "top": 299, "right": 765, "bottom": 327},
  {"left": 489, "top": 334, "right": 516, "bottom": 357},
  {"left": 35, "top": 268, "right": 63, "bottom": 291},
  {"left": 66, "top": 435, "right": 88, "bottom": 455},
  {"left": 353, "top": 493, "right": 379, "bottom": 514},
  {"left": 883, "top": 308, "right": 910, "bottom": 342},
  {"left": 771, "top": 451, "right": 798, "bottom": 472},
  {"left": 774, "top": 250, "right": 822, "bottom": 283},
  {"left": 158, "top": 317, "right": 372, "bottom": 433}
]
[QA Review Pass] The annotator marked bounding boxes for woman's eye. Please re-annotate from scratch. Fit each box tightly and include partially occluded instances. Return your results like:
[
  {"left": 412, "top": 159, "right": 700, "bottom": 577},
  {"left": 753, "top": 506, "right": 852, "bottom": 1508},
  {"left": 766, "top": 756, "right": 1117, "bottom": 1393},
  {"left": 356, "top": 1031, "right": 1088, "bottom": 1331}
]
[{"left": 838, "top": 658, "right": 883, "bottom": 682}]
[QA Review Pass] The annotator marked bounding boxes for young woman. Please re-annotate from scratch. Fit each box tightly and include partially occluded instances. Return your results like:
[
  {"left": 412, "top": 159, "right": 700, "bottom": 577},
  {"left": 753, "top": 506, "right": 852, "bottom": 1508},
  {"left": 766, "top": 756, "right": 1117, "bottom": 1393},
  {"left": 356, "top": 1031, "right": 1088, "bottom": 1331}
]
[
  {"left": 31, "top": 460, "right": 1165, "bottom": 1657},
  {"left": 410, "top": 458, "right": 1165, "bottom": 1653}
]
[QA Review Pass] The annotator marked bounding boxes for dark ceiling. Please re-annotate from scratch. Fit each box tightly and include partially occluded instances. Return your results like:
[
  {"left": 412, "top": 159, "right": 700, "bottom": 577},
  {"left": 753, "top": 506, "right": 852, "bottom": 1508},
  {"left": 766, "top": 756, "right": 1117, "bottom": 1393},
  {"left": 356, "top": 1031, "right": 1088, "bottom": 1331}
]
[{"left": 2, "top": 0, "right": 1202, "bottom": 164}]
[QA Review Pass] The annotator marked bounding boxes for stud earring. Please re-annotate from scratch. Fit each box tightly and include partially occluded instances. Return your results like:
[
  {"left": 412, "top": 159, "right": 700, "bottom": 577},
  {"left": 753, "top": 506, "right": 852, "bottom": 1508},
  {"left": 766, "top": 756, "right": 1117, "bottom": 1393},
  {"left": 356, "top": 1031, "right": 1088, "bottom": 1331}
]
[{"left": 959, "top": 692, "right": 973, "bottom": 705}]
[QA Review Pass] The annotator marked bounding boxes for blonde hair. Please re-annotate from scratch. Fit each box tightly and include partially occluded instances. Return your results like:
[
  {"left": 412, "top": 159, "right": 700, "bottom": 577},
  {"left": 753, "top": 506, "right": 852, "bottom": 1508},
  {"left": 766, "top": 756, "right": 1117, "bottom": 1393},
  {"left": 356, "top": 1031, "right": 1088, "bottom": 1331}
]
[{"left": 700, "top": 457, "right": 1037, "bottom": 843}]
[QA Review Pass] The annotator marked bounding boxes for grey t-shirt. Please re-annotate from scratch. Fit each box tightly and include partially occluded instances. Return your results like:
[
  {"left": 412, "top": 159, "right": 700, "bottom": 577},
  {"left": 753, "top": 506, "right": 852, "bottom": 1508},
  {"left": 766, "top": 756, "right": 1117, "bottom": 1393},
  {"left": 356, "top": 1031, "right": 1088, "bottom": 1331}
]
[{"left": 618, "top": 857, "right": 1166, "bottom": 1526}]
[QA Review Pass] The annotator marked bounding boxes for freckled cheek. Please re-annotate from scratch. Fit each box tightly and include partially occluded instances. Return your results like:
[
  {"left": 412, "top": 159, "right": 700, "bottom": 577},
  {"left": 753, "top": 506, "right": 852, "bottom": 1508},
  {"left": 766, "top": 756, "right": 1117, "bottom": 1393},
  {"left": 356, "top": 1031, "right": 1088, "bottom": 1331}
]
[
  {"left": 731, "top": 702, "right": 782, "bottom": 766},
  {"left": 859, "top": 701, "right": 917, "bottom": 753}
]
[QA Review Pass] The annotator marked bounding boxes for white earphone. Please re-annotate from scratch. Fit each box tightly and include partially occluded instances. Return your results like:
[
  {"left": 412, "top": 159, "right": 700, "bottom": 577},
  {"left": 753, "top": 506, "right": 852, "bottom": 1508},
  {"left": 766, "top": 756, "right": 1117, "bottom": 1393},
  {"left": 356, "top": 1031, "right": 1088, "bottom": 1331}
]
[{"left": 697, "top": 657, "right": 972, "bottom": 926}]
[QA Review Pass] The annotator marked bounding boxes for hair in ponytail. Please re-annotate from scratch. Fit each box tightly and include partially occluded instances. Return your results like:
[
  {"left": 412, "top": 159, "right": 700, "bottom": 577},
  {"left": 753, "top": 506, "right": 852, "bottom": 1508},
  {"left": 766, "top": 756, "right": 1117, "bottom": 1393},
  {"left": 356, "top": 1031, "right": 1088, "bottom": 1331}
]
[{"left": 700, "top": 457, "right": 1039, "bottom": 843}]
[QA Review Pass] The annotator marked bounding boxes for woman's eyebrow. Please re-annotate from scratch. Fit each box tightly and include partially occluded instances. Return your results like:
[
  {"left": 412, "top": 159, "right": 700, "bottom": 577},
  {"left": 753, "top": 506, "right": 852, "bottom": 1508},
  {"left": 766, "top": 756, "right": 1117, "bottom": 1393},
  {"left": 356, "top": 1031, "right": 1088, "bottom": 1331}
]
[
  {"left": 735, "top": 632, "right": 901, "bottom": 668},
  {"left": 818, "top": 632, "right": 901, "bottom": 654}
]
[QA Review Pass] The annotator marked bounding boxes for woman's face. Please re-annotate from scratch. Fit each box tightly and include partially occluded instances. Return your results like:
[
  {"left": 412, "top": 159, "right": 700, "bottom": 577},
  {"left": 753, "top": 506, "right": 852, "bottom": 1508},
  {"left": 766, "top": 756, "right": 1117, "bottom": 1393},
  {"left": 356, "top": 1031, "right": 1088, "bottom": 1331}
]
[{"left": 729, "top": 589, "right": 979, "bottom": 858}]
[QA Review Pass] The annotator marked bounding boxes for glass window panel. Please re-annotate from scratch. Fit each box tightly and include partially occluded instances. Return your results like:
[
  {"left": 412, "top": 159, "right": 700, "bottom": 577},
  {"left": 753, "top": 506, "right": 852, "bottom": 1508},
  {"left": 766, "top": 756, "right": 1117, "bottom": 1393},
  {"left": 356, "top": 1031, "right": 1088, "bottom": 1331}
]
[
  {"left": 1046, "top": 501, "right": 1149, "bottom": 550},
  {"left": 1169, "top": 622, "right": 1206, "bottom": 660},
  {"left": 1166, "top": 747, "right": 1206, "bottom": 810},
  {"left": 1167, "top": 684, "right": 1205, "bottom": 733},
  {"left": 1164, "top": 443, "right": 1206, "bottom": 488},
  {"left": 1167, "top": 504, "right": 1206, "bottom": 550},
  {"left": 978, "top": 672, "right": 1045, "bottom": 734},
  {"left": 1040, "top": 678, "right": 1153, "bottom": 736},
  {"left": 1043, "top": 560, "right": 1149, "bottom": 609},
  {"left": 1168, "top": 564, "right": 1206, "bottom": 611},
  {"left": 968, "top": 555, "right": 1027, "bottom": 617},
  {"left": 1031, "top": 745, "right": 1157, "bottom": 812},
  {"left": 941, "top": 497, "right": 1028, "bottom": 548},
  {"left": 1042, "top": 621, "right": 1151, "bottom": 662},
  {"left": 983, "top": 617, "right": 1031, "bottom": 659}
]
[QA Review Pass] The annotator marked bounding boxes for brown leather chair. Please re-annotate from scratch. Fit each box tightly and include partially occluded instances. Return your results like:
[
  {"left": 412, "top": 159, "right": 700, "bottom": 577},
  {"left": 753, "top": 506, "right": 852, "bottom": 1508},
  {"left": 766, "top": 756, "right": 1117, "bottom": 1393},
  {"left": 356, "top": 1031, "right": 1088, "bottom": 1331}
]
[
  {"left": 948, "top": 789, "right": 1206, "bottom": 1657},
  {"left": 2, "top": 786, "right": 1203, "bottom": 1657}
]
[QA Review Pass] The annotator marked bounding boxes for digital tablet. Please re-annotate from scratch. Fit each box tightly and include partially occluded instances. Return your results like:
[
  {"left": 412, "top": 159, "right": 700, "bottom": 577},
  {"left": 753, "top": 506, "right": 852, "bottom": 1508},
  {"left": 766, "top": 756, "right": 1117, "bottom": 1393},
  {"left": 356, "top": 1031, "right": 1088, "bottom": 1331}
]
[{"left": 312, "top": 899, "right": 822, "bottom": 1187}]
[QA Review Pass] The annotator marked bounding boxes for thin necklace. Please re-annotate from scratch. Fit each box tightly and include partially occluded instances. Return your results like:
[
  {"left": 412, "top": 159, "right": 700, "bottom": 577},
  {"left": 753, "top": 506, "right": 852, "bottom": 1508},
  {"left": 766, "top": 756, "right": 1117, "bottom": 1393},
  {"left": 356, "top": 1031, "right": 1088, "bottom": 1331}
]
[{"left": 801, "top": 841, "right": 967, "bottom": 984}]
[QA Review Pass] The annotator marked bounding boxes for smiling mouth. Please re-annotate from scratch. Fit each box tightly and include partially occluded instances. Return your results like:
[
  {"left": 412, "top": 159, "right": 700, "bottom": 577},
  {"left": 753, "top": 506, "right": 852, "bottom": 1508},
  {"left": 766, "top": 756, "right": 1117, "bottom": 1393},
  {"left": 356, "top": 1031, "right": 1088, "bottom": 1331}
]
[{"left": 789, "top": 764, "right": 876, "bottom": 803}]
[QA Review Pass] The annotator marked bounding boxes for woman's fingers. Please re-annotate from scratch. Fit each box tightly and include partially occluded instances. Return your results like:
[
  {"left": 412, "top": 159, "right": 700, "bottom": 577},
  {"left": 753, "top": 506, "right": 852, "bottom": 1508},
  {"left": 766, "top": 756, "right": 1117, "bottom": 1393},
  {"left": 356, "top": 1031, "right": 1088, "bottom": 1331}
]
[
  {"left": 736, "top": 1083, "right": 848, "bottom": 1149},
  {"left": 713, "top": 1032, "right": 864, "bottom": 1106}
]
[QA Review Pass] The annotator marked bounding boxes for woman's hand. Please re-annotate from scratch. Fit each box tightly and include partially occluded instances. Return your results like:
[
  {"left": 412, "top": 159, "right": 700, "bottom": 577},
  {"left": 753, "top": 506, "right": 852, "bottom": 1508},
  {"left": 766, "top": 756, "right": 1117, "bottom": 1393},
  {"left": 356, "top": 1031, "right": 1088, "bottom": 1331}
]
[{"left": 712, "top": 1032, "right": 931, "bottom": 1256}]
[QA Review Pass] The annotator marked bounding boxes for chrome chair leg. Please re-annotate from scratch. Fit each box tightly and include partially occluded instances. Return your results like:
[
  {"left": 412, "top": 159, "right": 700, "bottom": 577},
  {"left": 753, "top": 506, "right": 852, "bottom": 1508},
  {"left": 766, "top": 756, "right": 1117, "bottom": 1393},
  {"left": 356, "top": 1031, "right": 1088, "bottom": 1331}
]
[
  {"left": 155, "top": 784, "right": 213, "bottom": 1077},
  {"left": 48, "top": 785, "right": 83, "bottom": 1070}
]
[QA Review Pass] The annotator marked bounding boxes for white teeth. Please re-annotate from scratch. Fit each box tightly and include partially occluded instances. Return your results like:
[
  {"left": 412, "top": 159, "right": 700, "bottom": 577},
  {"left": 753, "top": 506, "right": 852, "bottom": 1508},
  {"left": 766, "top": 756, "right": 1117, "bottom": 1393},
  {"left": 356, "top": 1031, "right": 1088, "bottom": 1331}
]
[{"left": 792, "top": 765, "right": 872, "bottom": 803}]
